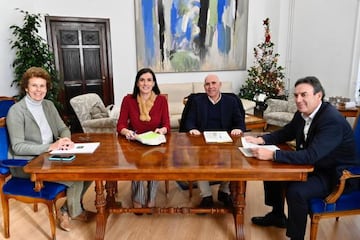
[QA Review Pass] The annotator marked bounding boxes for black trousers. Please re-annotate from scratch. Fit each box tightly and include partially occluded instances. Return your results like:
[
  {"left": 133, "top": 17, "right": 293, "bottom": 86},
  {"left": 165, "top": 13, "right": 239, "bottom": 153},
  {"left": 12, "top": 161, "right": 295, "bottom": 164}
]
[{"left": 263, "top": 172, "right": 333, "bottom": 240}]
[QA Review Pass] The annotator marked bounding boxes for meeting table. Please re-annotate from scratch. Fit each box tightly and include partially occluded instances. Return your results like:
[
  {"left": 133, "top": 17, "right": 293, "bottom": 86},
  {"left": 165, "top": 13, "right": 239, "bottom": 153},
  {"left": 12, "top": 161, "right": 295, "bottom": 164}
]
[{"left": 24, "top": 132, "right": 313, "bottom": 240}]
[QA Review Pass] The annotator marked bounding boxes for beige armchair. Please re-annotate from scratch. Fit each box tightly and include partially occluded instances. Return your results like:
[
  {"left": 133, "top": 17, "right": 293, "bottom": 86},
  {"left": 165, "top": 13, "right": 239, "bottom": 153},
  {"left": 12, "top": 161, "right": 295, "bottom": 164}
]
[
  {"left": 263, "top": 97, "right": 297, "bottom": 127},
  {"left": 70, "top": 93, "right": 117, "bottom": 133}
]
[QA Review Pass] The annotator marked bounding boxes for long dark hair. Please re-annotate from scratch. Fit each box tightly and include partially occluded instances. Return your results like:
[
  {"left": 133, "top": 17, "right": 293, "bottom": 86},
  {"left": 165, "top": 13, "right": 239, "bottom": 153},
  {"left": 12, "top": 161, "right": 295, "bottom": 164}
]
[
  {"left": 132, "top": 68, "right": 160, "bottom": 97},
  {"left": 295, "top": 76, "right": 325, "bottom": 100}
]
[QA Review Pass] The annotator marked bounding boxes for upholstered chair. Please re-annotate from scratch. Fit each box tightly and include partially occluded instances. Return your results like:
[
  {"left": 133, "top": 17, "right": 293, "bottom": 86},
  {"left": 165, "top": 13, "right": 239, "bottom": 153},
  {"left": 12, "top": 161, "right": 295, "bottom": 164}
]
[
  {"left": 0, "top": 118, "right": 67, "bottom": 240},
  {"left": 263, "top": 96, "right": 297, "bottom": 127},
  {"left": 70, "top": 93, "right": 117, "bottom": 133},
  {"left": 308, "top": 110, "right": 360, "bottom": 240},
  {"left": 0, "top": 97, "right": 16, "bottom": 197}
]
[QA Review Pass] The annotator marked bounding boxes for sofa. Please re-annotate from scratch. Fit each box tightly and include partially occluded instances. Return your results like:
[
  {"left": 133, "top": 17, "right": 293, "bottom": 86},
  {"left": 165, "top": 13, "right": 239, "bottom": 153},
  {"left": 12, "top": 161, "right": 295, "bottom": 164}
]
[
  {"left": 263, "top": 97, "right": 297, "bottom": 127},
  {"left": 159, "top": 82, "right": 256, "bottom": 129}
]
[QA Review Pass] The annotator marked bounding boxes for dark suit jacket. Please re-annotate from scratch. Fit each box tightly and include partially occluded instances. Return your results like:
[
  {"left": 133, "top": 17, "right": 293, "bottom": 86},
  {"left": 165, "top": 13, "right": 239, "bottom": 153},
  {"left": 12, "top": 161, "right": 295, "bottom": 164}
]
[
  {"left": 263, "top": 102, "right": 358, "bottom": 179},
  {"left": 180, "top": 93, "right": 246, "bottom": 133}
]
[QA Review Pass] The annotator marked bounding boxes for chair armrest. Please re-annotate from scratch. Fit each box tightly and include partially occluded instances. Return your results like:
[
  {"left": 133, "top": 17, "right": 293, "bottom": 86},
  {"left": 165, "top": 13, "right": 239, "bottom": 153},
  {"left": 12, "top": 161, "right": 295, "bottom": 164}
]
[
  {"left": 1, "top": 159, "right": 29, "bottom": 168},
  {"left": 325, "top": 167, "right": 360, "bottom": 203},
  {"left": 264, "top": 99, "right": 289, "bottom": 113},
  {"left": 0, "top": 117, "right": 5, "bottom": 127}
]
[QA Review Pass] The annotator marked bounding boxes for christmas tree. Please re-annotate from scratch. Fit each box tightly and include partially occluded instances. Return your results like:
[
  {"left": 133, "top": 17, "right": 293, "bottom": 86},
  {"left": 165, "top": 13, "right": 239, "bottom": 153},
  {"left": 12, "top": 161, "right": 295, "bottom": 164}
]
[{"left": 239, "top": 18, "right": 286, "bottom": 101}]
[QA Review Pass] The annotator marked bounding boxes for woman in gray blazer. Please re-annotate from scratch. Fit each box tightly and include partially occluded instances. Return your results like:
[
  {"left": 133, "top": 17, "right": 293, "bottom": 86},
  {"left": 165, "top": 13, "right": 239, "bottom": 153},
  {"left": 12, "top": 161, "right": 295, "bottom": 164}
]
[{"left": 6, "top": 67, "right": 94, "bottom": 232}]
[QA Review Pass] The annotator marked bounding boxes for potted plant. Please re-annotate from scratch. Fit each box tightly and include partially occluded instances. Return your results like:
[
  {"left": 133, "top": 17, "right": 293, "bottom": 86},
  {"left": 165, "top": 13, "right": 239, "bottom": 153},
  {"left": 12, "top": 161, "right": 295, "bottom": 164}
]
[{"left": 9, "top": 9, "right": 62, "bottom": 110}]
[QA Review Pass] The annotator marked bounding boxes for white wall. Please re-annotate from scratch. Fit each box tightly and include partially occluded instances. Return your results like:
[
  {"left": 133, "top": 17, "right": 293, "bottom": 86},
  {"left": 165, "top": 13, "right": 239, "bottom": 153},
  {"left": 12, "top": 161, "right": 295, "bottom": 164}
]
[
  {"left": 289, "top": 0, "right": 360, "bottom": 98},
  {"left": 0, "top": 0, "right": 359, "bottom": 104}
]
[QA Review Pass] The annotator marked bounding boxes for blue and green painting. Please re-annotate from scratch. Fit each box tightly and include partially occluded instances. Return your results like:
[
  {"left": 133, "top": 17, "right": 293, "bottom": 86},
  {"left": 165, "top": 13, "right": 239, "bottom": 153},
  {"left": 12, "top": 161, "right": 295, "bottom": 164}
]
[{"left": 135, "top": 0, "right": 248, "bottom": 72}]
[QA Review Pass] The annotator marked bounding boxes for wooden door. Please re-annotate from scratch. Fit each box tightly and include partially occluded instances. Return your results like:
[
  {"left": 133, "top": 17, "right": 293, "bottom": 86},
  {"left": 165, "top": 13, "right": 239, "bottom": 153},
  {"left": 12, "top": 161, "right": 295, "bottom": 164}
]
[{"left": 45, "top": 16, "right": 114, "bottom": 132}]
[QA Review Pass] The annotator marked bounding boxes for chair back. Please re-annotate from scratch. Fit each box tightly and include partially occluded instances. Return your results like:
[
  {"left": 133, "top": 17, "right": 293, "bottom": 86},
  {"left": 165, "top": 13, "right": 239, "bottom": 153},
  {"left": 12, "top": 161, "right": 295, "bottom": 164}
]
[
  {"left": 70, "top": 93, "right": 107, "bottom": 129},
  {"left": 0, "top": 97, "right": 16, "bottom": 158},
  {"left": 353, "top": 110, "right": 360, "bottom": 159},
  {"left": 0, "top": 118, "right": 12, "bottom": 175},
  {"left": 0, "top": 120, "right": 9, "bottom": 160},
  {"left": 0, "top": 97, "right": 16, "bottom": 118}
]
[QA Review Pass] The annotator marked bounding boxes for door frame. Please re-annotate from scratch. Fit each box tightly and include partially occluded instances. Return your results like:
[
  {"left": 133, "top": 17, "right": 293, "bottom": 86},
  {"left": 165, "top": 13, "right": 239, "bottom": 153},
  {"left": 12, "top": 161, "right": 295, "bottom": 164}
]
[{"left": 45, "top": 16, "right": 114, "bottom": 107}]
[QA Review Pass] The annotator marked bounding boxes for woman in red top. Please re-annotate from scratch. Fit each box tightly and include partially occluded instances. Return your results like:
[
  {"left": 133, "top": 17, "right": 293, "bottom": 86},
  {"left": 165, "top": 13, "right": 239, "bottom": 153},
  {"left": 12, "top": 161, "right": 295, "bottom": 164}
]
[{"left": 117, "top": 68, "right": 170, "bottom": 211}]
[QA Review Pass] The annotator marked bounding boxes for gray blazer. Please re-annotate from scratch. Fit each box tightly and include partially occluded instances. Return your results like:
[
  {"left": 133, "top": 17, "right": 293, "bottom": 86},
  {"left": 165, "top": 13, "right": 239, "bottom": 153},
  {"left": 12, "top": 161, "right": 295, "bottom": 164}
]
[{"left": 6, "top": 97, "right": 71, "bottom": 159}]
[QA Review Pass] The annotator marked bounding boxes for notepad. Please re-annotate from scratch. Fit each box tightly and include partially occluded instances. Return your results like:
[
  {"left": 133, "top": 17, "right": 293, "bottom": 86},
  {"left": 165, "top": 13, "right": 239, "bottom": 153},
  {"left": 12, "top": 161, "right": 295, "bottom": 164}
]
[
  {"left": 135, "top": 131, "right": 166, "bottom": 145},
  {"left": 203, "top": 131, "right": 233, "bottom": 143},
  {"left": 50, "top": 142, "right": 100, "bottom": 154},
  {"left": 239, "top": 137, "right": 279, "bottom": 157}
]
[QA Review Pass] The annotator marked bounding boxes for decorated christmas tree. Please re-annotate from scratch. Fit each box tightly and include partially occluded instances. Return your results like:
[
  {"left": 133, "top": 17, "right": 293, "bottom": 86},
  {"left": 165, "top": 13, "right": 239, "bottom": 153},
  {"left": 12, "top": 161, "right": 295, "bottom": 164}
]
[{"left": 239, "top": 18, "right": 286, "bottom": 101}]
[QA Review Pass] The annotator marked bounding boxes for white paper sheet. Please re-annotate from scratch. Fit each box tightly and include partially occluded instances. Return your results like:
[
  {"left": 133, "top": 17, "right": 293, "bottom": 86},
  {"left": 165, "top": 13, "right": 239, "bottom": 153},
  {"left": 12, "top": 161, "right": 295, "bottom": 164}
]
[
  {"left": 50, "top": 142, "right": 100, "bottom": 154},
  {"left": 239, "top": 137, "right": 279, "bottom": 157},
  {"left": 203, "top": 131, "right": 233, "bottom": 143}
]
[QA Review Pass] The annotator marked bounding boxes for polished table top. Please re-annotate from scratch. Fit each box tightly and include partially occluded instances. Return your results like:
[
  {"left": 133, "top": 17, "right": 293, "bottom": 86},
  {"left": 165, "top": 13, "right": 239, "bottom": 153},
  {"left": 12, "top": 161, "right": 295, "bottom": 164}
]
[
  {"left": 24, "top": 132, "right": 313, "bottom": 240},
  {"left": 24, "top": 132, "right": 313, "bottom": 182}
]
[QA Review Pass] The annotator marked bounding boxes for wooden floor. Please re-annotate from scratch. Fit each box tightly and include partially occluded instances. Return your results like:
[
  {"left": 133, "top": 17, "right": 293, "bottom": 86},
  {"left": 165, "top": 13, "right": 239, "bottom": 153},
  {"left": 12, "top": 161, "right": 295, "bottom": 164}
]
[{"left": 1, "top": 180, "right": 360, "bottom": 240}]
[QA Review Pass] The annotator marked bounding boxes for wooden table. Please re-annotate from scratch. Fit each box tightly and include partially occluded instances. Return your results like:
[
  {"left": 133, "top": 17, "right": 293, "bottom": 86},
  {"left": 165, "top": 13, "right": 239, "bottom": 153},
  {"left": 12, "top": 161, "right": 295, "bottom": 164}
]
[
  {"left": 337, "top": 106, "right": 359, "bottom": 118},
  {"left": 245, "top": 114, "right": 267, "bottom": 131},
  {"left": 24, "top": 132, "right": 313, "bottom": 240}
]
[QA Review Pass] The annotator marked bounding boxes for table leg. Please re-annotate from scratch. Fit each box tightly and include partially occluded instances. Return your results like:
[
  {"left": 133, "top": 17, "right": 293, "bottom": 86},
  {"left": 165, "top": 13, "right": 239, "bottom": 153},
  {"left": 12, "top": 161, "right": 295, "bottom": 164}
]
[
  {"left": 105, "top": 181, "right": 117, "bottom": 207},
  {"left": 95, "top": 180, "right": 108, "bottom": 240},
  {"left": 231, "top": 181, "right": 247, "bottom": 240}
]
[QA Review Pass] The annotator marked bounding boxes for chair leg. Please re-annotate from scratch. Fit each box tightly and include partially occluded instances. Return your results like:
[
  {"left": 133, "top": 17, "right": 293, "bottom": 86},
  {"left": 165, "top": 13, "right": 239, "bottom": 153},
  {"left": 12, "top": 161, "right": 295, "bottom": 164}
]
[
  {"left": 33, "top": 203, "right": 38, "bottom": 212},
  {"left": 2, "top": 196, "right": 10, "bottom": 238},
  {"left": 0, "top": 175, "right": 9, "bottom": 238},
  {"left": 46, "top": 201, "right": 57, "bottom": 240},
  {"left": 165, "top": 180, "right": 169, "bottom": 197},
  {"left": 188, "top": 181, "right": 193, "bottom": 199},
  {"left": 310, "top": 215, "right": 320, "bottom": 240}
]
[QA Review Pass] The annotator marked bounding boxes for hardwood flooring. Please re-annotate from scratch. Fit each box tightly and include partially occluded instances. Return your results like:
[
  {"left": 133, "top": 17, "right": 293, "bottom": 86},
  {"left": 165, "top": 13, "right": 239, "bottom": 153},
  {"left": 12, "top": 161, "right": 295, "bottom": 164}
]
[{"left": 1, "top": 180, "right": 360, "bottom": 240}]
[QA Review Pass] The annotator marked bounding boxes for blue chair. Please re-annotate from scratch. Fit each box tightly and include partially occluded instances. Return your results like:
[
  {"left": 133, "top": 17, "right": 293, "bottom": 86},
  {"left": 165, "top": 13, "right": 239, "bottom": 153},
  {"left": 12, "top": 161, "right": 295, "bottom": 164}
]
[
  {"left": 0, "top": 96, "right": 16, "bottom": 201},
  {"left": 0, "top": 118, "right": 11, "bottom": 200},
  {"left": 309, "top": 110, "right": 360, "bottom": 240},
  {"left": 0, "top": 97, "right": 16, "bottom": 118},
  {"left": 0, "top": 118, "right": 67, "bottom": 240}
]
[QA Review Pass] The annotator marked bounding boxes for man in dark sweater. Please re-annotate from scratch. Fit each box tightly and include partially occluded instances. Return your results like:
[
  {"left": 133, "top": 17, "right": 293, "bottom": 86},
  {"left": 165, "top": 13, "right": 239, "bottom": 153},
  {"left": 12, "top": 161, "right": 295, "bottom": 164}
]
[{"left": 184, "top": 74, "right": 246, "bottom": 208}]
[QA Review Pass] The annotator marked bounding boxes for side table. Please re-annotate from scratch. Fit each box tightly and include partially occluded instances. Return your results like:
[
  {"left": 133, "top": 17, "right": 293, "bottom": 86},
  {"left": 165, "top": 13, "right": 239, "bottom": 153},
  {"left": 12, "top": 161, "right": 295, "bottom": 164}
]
[
  {"left": 254, "top": 101, "right": 268, "bottom": 117},
  {"left": 336, "top": 106, "right": 359, "bottom": 118},
  {"left": 245, "top": 114, "right": 267, "bottom": 131}
]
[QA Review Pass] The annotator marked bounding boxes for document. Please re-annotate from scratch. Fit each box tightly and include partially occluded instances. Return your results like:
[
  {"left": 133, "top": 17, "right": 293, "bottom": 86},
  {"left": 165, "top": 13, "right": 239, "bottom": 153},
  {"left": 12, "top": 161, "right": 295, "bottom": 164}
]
[
  {"left": 135, "top": 131, "right": 166, "bottom": 145},
  {"left": 50, "top": 142, "right": 100, "bottom": 154},
  {"left": 203, "top": 131, "right": 233, "bottom": 143},
  {"left": 239, "top": 137, "right": 279, "bottom": 157}
]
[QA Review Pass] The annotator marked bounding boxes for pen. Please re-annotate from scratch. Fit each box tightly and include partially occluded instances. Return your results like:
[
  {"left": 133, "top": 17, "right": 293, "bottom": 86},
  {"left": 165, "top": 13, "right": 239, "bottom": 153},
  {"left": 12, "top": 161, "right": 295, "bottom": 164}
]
[{"left": 126, "top": 130, "right": 136, "bottom": 140}]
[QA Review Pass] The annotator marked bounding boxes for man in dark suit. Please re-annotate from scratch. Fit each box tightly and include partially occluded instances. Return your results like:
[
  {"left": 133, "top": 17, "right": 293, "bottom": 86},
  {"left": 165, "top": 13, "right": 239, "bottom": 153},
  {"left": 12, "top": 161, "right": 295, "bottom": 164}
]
[
  {"left": 184, "top": 74, "right": 246, "bottom": 208},
  {"left": 245, "top": 76, "right": 359, "bottom": 240}
]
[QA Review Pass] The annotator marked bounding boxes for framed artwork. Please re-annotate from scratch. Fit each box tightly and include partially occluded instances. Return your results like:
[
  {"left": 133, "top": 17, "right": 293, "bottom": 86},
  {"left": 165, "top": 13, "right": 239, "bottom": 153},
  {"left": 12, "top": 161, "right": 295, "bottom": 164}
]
[{"left": 134, "top": 0, "right": 249, "bottom": 72}]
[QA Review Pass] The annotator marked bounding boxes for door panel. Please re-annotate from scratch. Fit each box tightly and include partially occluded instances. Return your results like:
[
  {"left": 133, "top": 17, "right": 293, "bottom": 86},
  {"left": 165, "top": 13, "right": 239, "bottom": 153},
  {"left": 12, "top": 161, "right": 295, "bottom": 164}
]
[{"left": 46, "top": 17, "right": 113, "bottom": 132}]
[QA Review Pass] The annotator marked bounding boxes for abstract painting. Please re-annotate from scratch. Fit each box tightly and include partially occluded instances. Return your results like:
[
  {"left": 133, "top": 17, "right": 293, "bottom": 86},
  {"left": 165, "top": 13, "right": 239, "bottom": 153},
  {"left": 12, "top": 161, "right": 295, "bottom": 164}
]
[{"left": 134, "top": 0, "right": 249, "bottom": 72}]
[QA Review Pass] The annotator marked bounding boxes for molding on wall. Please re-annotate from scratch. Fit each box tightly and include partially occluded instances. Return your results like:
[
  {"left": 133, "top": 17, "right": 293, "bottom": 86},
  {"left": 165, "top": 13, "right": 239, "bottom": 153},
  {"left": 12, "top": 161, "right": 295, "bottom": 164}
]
[
  {"left": 349, "top": 0, "right": 360, "bottom": 101},
  {"left": 284, "top": 0, "right": 295, "bottom": 94}
]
